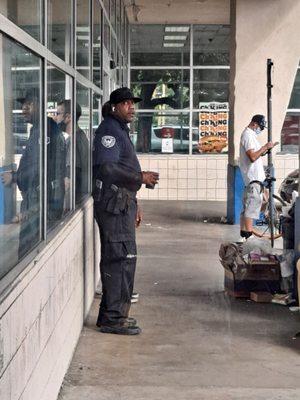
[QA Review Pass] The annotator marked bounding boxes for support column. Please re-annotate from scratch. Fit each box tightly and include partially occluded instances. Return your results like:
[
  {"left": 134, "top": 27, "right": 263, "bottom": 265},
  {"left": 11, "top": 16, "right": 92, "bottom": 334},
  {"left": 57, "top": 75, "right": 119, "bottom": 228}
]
[{"left": 227, "top": 0, "right": 300, "bottom": 224}]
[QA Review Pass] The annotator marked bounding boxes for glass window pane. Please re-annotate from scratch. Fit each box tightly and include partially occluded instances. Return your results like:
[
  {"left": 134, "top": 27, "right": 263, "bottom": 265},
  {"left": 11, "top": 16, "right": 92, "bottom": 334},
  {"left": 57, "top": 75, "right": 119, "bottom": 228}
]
[
  {"left": 0, "top": 35, "right": 42, "bottom": 277},
  {"left": 192, "top": 109, "right": 228, "bottom": 154},
  {"left": 131, "top": 25, "right": 190, "bottom": 67},
  {"left": 47, "top": 65, "right": 71, "bottom": 231},
  {"left": 103, "top": 0, "right": 109, "bottom": 16},
  {"left": 131, "top": 69, "right": 190, "bottom": 110},
  {"left": 76, "top": 84, "right": 90, "bottom": 204},
  {"left": 193, "top": 25, "right": 230, "bottom": 66},
  {"left": 77, "top": 0, "right": 90, "bottom": 79},
  {"left": 193, "top": 69, "right": 229, "bottom": 106},
  {"left": 93, "top": 0, "right": 102, "bottom": 88},
  {"left": 111, "top": 0, "right": 116, "bottom": 32},
  {"left": 131, "top": 112, "right": 190, "bottom": 154},
  {"left": 0, "top": 0, "right": 41, "bottom": 41},
  {"left": 281, "top": 113, "right": 300, "bottom": 154},
  {"left": 92, "top": 93, "right": 101, "bottom": 132},
  {"left": 288, "top": 68, "right": 300, "bottom": 109},
  {"left": 104, "top": 16, "right": 110, "bottom": 53},
  {"left": 121, "top": 5, "right": 126, "bottom": 53},
  {"left": 47, "top": 0, "right": 72, "bottom": 64},
  {"left": 116, "top": 0, "right": 121, "bottom": 40}
]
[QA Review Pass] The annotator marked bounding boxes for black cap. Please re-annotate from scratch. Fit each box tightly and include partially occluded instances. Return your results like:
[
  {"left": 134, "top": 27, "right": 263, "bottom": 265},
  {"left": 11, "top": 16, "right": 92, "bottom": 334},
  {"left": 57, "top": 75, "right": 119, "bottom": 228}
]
[
  {"left": 109, "top": 87, "right": 142, "bottom": 105},
  {"left": 251, "top": 114, "right": 266, "bottom": 129},
  {"left": 17, "top": 87, "right": 40, "bottom": 104}
]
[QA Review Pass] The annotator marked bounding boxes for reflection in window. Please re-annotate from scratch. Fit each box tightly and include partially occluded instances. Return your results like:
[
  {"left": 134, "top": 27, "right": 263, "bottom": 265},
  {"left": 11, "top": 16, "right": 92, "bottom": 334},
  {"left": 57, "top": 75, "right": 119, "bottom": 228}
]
[
  {"left": 131, "top": 69, "right": 190, "bottom": 110},
  {"left": 77, "top": 0, "right": 90, "bottom": 79},
  {"left": 193, "top": 25, "right": 230, "bottom": 66},
  {"left": 93, "top": 93, "right": 101, "bottom": 133},
  {"left": 116, "top": 0, "right": 121, "bottom": 39},
  {"left": 0, "top": 35, "right": 42, "bottom": 278},
  {"left": 48, "top": 0, "right": 72, "bottom": 64},
  {"left": 93, "top": 0, "right": 102, "bottom": 88},
  {"left": 104, "top": 17, "right": 110, "bottom": 53},
  {"left": 281, "top": 67, "right": 300, "bottom": 153},
  {"left": 288, "top": 68, "right": 300, "bottom": 109},
  {"left": 193, "top": 69, "right": 229, "bottom": 106},
  {"left": 131, "top": 25, "right": 190, "bottom": 66},
  {"left": 131, "top": 113, "right": 191, "bottom": 154},
  {"left": 0, "top": 0, "right": 41, "bottom": 41},
  {"left": 111, "top": 0, "right": 116, "bottom": 32},
  {"left": 47, "top": 65, "right": 71, "bottom": 231},
  {"left": 76, "top": 84, "right": 90, "bottom": 204},
  {"left": 281, "top": 113, "right": 300, "bottom": 154}
]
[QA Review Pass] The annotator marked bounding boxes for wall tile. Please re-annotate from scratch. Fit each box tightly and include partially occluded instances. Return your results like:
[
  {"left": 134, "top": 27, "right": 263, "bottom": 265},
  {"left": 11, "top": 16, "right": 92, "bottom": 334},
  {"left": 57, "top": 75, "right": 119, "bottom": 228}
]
[
  {"left": 167, "top": 189, "right": 178, "bottom": 199},
  {"left": 178, "top": 159, "right": 188, "bottom": 169},
  {"left": 178, "top": 189, "right": 188, "bottom": 200}
]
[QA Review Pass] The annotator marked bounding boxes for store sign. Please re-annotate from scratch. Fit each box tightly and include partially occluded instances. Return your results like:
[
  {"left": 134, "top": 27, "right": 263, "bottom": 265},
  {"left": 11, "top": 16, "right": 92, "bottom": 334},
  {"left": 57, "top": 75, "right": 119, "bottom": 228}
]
[
  {"left": 161, "top": 138, "right": 174, "bottom": 153},
  {"left": 198, "top": 102, "right": 229, "bottom": 153}
]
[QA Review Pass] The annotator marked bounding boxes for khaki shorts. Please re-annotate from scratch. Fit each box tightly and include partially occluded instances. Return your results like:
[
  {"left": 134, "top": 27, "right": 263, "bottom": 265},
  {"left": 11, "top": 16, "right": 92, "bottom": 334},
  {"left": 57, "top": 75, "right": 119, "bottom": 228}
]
[{"left": 241, "top": 182, "right": 263, "bottom": 219}]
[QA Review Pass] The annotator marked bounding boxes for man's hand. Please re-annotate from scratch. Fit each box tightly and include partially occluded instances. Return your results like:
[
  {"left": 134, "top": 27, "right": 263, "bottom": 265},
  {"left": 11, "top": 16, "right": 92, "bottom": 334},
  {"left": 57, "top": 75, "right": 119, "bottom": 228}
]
[
  {"left": 141, "top": 171, "right": 159, "bottom": 187},
  {"left": 1, "top": 171, "right": 13, "bottom": 186},
  {"left": 135, "top": 205, "right": 143, "bottom": 228},
  {"left": 261, "top": 141, "right": 279, "bottom": 156}
]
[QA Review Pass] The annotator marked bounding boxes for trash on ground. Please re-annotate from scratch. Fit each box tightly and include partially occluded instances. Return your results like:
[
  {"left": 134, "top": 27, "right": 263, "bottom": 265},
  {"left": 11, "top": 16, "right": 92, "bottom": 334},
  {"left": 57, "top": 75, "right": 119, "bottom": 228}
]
[{"left": 271, "top": 293, "right": 295, "bottom": 306}]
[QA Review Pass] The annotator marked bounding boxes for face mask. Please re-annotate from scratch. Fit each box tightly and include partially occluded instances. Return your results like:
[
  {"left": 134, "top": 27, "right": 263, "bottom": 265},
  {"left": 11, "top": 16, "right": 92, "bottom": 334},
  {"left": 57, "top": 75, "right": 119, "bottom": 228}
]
[
  {"left": 57, "top": 120, "right": 67, "bottom": 132},
  {"left": 254, "top": 127, "right": 261, "bottom": 135}
]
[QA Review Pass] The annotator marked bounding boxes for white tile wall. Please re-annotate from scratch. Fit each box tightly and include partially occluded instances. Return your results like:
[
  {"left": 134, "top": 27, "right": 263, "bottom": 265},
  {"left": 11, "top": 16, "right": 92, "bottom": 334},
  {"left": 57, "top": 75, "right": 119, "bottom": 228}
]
[
  {"left": 0, "top": 199, "right": 96, "bottom": 400},
  {"left": 137, "top": 154, "right": 299, "bottom": 201}
]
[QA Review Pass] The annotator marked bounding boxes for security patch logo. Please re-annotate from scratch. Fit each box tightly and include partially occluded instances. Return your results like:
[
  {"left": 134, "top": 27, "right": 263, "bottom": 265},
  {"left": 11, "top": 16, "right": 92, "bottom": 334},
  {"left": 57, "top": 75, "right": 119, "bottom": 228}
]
[{"left": 101, "top": 135, "right": 116, "bottom": 148}]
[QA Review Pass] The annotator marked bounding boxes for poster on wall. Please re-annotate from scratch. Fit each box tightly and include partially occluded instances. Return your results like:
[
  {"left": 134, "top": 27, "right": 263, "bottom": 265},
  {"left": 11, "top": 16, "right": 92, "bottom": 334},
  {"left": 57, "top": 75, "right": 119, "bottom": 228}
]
[
  {"left": 198, "top": 102, "right": 229, "bottom": 153},
  {"left": 161, "top": 138, "right": 174, "bottom": 153}
]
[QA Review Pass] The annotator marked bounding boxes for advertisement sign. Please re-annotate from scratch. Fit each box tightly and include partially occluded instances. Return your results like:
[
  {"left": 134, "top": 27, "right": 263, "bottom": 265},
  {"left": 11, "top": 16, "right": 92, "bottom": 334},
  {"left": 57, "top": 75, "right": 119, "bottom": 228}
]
[
  {"left": 198, "top": 102, "right": 229, "bottom": 153},
  {"left": 161, "top": 138, "right": 174, "bottom": 153}
]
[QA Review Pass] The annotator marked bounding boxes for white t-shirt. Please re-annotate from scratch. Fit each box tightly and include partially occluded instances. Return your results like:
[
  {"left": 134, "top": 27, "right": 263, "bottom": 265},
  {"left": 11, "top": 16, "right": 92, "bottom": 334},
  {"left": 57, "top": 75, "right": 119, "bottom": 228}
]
[{"left": 239, "top": 127, "right": 265, "bottom": 186}]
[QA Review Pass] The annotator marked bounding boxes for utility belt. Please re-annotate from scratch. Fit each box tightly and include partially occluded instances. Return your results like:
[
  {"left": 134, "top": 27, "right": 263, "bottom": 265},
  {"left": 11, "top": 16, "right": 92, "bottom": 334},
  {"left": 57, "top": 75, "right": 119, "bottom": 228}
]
[
  {"left": 248, "top": 180, "right": 264, "bottom": 193},
  {"left": 93, "top": 179, "right": 136, "bottom": 214}
]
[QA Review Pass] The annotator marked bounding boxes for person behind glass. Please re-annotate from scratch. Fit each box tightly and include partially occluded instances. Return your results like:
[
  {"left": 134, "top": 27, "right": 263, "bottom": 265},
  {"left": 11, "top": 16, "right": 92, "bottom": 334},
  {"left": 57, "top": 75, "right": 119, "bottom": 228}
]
[
  {"left": 55, "top": 100, "right": 89, "bottom": 204},
  {"left": 1, "top": 89, "right": 65, "bottom": 256},
  {"left": 93, "top": 87, "right": 159, "bottom": 335},
  {"left": 239, "top": 114, "right": 277, "bottom": 239}
]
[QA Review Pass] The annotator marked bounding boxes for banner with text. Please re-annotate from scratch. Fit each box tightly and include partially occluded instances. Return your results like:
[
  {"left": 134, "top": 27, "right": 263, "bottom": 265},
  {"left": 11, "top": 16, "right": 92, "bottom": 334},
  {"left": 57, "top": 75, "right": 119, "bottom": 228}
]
[{"left": 198, "top": 102, "right": 229, "bottom": 153}]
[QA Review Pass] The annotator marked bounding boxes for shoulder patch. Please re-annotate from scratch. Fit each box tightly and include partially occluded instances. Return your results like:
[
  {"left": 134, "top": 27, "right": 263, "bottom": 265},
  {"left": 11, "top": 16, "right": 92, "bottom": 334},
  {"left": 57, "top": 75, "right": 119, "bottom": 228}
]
[{"left": 101, "top": 135, "right": 116, "bottom": 148}]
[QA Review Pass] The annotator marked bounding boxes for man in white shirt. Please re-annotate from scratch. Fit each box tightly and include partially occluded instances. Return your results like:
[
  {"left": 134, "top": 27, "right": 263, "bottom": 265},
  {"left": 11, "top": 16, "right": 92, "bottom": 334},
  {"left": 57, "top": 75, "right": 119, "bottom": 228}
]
[{"left": 239, "top": 114, "right": 276, "bottom": 239}]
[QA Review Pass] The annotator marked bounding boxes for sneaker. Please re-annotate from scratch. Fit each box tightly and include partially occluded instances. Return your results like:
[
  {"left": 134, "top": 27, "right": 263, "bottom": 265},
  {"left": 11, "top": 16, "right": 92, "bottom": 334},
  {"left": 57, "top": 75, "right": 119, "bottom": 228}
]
[
  {"left": 131, "top": 292, "right": 139, "bottom": 303},
  {"left": 99, "top": 324, "right": 141, "bottom": 335}
]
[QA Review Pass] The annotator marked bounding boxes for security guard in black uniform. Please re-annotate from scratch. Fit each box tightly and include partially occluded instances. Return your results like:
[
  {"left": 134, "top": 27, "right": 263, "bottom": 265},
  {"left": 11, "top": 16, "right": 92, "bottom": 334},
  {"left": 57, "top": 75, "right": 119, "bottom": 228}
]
[{"left": 93, "top": 87, "right": 159, "bottom": 335}]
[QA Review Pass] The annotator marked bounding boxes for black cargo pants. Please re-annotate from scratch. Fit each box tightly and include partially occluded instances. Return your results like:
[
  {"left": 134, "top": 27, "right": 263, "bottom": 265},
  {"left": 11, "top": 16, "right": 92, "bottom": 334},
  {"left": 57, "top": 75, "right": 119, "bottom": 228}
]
[{"left": 94, "top": 187, "right": 137, "bottom": 326}]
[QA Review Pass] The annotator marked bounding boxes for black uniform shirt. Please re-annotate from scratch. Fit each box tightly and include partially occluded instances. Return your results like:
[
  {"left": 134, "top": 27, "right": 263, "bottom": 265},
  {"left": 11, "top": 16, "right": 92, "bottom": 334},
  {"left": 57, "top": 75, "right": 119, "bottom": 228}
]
[{"left": 93, "top": 115, "right": 142, "bottom": 192}]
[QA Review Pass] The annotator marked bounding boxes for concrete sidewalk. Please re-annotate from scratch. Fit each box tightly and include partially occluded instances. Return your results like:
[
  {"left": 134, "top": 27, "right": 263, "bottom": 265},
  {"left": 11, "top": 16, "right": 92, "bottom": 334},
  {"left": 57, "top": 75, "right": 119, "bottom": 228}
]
[{"left": 59, "top": 201, "right": 300, "bottom": 400}]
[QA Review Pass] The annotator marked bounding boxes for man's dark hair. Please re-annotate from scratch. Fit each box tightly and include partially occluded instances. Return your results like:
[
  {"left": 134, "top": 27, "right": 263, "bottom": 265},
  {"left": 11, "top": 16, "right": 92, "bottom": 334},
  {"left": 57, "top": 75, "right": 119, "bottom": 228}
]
[
  {"left": 251, "top": 114, "right": 266, "bottom": 129},
  {"left": 58, "top": 99, "right": 82, "bottom": 122}
]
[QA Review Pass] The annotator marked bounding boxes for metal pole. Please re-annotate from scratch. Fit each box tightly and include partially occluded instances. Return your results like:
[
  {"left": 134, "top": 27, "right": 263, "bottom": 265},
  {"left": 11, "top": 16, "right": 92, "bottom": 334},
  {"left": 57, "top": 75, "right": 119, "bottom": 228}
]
[{"left": 267, "top": 58, "right": 275, "bottom": 247}]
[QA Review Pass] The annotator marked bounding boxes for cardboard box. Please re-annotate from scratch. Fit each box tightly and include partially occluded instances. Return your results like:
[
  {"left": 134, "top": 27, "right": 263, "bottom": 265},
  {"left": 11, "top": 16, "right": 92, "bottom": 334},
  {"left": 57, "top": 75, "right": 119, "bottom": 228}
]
[
  {"left": 250, "top": 291, "right": 273, "bottom": 303},
  {"left": 224, "top": 263, "right": 281, "bottom": 298}
]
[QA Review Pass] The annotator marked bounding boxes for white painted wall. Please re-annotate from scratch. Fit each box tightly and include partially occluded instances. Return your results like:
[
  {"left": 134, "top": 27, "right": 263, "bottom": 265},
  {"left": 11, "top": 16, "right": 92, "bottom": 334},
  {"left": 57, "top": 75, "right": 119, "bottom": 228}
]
[
  {"left": 230, "top": 0, "right": 300, "bottom": 161},
  {"left": 137, "top": 154, "right": 298, "bottom": 202},
  {"left": 0, "top": 199, "right": 97, "bottom": 400}
]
